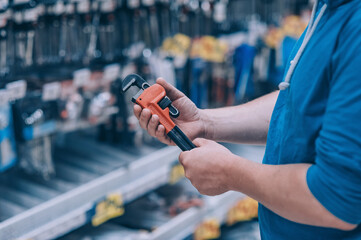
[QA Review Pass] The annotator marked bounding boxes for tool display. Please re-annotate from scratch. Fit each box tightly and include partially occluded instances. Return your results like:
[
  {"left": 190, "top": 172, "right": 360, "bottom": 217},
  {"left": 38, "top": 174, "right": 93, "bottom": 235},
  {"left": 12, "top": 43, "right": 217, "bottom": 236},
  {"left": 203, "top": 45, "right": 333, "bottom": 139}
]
[
  {"left": 0, "top": 1, "right": 310, "bottom": 240},
  {"left": 121, "top": 73, "right": 196, "bottom": 151}
]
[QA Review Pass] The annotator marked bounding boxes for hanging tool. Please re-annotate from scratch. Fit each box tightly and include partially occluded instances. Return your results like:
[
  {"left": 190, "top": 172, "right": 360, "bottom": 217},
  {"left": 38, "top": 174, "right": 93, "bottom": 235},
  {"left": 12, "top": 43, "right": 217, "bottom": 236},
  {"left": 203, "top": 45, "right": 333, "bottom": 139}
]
[{"left": 120, "top": 74, "right": 196, "bottom": 151}]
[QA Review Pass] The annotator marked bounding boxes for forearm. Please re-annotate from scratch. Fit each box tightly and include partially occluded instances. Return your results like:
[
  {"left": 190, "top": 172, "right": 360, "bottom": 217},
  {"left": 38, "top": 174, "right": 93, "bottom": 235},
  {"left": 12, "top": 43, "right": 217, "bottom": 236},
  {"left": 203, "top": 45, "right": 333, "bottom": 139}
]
[
  {"left": 227, "top": 157, "right": 356, "bottom": 230},
  {"left": 201, "top": 91, "right": 279, "bottom": 144}
]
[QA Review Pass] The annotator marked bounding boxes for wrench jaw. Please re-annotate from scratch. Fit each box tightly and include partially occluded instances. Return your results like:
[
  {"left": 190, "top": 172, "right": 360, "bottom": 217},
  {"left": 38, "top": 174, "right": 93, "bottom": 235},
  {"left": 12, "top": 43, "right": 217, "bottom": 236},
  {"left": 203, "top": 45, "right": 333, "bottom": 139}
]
[
  {"left": 121, "top": 73, "right": 150, "bottom": 104},
  {"left": 121, "top": 73, "right": 150, "bottom": 93},
  {"left": 121, "top": 73, "right": 179, "bottom": 117},
  {"left": 131, "top": 89, "right": 144, "bottom": 104}
]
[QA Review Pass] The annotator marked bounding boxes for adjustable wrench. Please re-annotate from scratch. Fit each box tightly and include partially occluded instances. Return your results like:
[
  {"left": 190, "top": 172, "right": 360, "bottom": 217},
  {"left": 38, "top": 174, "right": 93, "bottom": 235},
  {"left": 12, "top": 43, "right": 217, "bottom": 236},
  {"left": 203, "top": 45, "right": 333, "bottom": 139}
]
[{"left": 120, "top": 74, "right": 196, "bottom": 151}]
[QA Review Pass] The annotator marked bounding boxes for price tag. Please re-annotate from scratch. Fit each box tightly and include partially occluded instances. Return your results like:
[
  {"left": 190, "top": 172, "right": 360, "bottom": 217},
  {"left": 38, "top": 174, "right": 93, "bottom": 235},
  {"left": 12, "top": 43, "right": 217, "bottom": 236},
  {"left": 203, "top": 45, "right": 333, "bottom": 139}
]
[
  {"left": 91, "top": 193, "right": 124, "bottom": 227},
  {"left": 194, "top": 218, "right": 220, "bottom": 240},
  {"left": 6, "top": 80, "right": 27, "bottom": 101},
  {"left": 142, "top": 0, "right": 154, "bottom": 6},
  {"left": 127, "top": 0, "right": 140, "bottom": 9},
  {"left": 226, "top": 197, "right": 258, "bottom": 226},
  {"left": 65, "top": 3, "right": 75, "bottom": 14},
  {"left": 103, "top": 64, "right": 120, "bottom": 83},
  {"left": 13, "top": 11, "right": 22, "bottom": 24},
  {"left": 169, "top": 164, "right": 185, "bottom": 184},
  {"left": 73, "top": 69, "right": 91, "bottom": 87},
  {"left": 0, "top": 89, "right": 9, "bottom": 106},
  {"left": 42, "top": 82, "right": 61, "bottom": 101},
  {"left": 0, "top": 0, "right": 8, "bottom": 11},
  {"left": 213, "top": 2, "right": 226, "bottom": 23},
  {"left": 24, "top": 7, "right": 39, "bottom": 22},
  {"left": 77, "top": 0, "right": 90, "bottom": 14},
  {"left": 13, "top": 0, "right": 30, "bottom": 5},
  {"left": 100, "top": 0, "right": 115, "bottom": 13},
  {"left": 0, "top": 12, "right": 8, "bottom": 28},
  {"left": 54, "top": 1, "right": 65, "bottom": 15}
]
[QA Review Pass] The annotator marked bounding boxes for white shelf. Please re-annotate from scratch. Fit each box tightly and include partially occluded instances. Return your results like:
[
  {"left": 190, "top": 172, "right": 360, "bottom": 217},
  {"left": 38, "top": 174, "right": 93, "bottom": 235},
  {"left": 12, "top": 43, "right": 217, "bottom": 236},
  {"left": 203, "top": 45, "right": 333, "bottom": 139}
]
[
  {"left": 144, "top": 191, "right": 245, "bottom": 240},
  {"left": 134, "top": 144, "right": 265, "bottom": 240},
  {"left": 0, "top": 146, "right": 180, "bottom": 240},
  {"left": 0, "top": 142, "right": 265, "bottom": 240}
]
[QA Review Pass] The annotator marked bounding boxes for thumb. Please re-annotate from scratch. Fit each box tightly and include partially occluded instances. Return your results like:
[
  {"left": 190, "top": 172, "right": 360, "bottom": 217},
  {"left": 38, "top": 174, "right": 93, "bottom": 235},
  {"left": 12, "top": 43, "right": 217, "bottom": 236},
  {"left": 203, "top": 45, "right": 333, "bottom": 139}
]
[
  {"left": 193, "top": 138, "right": 212, "bottom": 147},
  {"left": 156, "top": 78, "right": 185, "bottom": 100}
]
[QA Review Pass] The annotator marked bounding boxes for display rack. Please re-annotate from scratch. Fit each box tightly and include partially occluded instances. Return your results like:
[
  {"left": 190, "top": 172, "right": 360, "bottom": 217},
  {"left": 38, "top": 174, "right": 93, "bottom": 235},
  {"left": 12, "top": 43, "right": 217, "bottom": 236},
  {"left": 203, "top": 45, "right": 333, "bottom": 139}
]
[
  {"left": 0, "top": 143, "right": 180, "bottom": 240},
  {"left": 146, "top": 191, "right": 245, "bottom": 240},
  {"left": 139, "top": 144, "right": 265, "bottom": 240},
  {"left": 0, "top": 142, "right": 264, "bottom": 240}
]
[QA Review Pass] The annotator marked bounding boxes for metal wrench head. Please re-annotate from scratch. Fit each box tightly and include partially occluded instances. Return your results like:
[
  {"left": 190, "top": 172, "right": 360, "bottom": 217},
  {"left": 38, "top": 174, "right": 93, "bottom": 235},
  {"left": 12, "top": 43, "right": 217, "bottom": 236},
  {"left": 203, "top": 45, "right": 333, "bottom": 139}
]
[
  {"left": 121, "top": 73, "right": 180, "bottom": 118},
  {"left": 121, "top": 73, "right": 150, "bottom": 92}
]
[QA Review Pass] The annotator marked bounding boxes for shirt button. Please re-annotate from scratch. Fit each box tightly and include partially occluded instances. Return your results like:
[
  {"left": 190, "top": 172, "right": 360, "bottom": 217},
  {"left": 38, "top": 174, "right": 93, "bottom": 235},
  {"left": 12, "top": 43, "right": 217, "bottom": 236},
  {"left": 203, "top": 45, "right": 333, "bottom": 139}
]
[{"left": 290, "top": 60, "right": 295, "bottom": 65}]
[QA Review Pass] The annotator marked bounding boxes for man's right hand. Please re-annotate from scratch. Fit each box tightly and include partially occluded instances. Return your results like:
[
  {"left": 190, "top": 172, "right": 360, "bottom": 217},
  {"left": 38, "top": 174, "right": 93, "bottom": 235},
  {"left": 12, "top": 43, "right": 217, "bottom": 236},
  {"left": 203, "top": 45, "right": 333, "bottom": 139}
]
[{"left": 133, "top": 78, "right": 206, "bottom": 146}]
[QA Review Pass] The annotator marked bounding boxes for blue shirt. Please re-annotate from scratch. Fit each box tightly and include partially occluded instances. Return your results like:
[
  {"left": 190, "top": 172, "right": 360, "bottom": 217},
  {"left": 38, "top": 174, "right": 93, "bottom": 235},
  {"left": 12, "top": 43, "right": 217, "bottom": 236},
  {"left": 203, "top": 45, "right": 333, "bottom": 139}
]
[{"left": 260, "top": 0, "right": 361, "bottom": 239}]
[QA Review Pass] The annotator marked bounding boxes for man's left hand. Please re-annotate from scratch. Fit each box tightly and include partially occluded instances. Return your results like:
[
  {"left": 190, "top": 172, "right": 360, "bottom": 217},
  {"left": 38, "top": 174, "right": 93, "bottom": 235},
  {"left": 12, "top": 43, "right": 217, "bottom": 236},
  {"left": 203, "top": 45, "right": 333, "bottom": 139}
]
[{"left": 179, "top": 138, "right": 237, "bottom": 196}]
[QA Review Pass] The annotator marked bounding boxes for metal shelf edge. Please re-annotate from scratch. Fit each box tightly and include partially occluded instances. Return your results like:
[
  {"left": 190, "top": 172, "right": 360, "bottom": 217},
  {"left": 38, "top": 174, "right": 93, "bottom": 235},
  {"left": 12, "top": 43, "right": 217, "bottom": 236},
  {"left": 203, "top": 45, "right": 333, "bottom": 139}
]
[
  {"left": 146, "top": 191, "right": 245, "bottom": 240},
  {"left": 0, "top": 146, "right": 180, "bottom": 240}
]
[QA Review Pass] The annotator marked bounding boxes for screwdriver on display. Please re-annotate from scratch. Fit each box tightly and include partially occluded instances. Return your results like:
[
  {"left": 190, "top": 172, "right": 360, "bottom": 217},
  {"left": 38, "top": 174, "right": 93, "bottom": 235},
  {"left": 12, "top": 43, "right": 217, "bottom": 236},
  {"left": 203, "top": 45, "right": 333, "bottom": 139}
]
[{"left": 121, "top": 74, "right": 196, "bottom": 151}]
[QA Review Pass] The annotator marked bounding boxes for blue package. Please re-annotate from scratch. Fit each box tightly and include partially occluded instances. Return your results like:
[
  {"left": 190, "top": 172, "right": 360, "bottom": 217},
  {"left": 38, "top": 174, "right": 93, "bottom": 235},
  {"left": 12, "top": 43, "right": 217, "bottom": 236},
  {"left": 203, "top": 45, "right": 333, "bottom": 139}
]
[
  {"left": 0, "top": 103, "right": 17, "bottom": 172},
  {"left": 233, "top": 44, "right": 256, "bottom": 103}
]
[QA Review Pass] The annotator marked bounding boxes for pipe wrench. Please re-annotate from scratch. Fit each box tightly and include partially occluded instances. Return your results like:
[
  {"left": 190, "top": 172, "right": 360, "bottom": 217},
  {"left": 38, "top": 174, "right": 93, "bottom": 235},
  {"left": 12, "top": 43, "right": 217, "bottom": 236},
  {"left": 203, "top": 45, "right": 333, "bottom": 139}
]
[{"left": 120, "top": 74, "right": 196, "bottom": 151}]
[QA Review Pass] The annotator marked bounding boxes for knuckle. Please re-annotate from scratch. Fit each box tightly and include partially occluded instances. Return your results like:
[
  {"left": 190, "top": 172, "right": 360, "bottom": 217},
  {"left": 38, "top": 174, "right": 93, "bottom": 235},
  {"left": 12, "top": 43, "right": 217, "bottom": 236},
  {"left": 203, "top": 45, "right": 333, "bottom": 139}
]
[
  {"left": 155, "top": 130, "right": 162, "bottom": 137},
  {"left": 150, "top": 118, "right": 158, "bottom": 127},
  {"left": 179, "top": 153, "right": 185, "bottom": 164},
  {"left": 198, "top": 189, "right": 205, "bottom": 195},
  {"left": 140, "top": 112, "right": 147, "bottom": 120}
]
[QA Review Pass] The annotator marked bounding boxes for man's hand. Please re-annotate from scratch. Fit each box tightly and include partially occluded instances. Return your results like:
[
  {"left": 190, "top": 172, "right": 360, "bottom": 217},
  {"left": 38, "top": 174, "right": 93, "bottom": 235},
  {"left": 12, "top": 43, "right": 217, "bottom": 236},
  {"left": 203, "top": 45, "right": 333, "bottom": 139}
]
[
  {"left": 134, "top": 78, "right": 206, "bottom": 145},
  {"left": 179, "top": 138, "right": 236, "bottom": 196}
]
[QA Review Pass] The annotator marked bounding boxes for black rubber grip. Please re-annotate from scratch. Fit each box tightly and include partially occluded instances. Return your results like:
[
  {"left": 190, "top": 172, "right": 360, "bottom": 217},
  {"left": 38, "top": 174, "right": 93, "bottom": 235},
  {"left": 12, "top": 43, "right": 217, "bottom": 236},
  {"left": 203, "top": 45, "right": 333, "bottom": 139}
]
[{"left": 167, "top": 126, "right": 196, "bottom": 151}]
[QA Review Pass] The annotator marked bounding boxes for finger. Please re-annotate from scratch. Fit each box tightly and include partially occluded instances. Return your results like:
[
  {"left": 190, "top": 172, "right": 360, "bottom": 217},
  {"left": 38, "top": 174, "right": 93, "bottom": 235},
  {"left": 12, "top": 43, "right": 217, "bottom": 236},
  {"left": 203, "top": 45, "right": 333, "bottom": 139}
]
[
  {"left": 193, "top": 138, "right": 212, "bottom": 147},
  {"left": 179, "top": 152, "right": 186, "bottom": 165},
  {"left": 148, "top": 115, "right": 159, "bottom": 137},
  {"left": 139, "top": 109, "right": 152, "bottom": 129},
  {"left": 133, "top": 104, "right": 142, "bottom": 119},
  {"left": 156, "top": 125, "right": 173, "bottom": 145},
  {"left": 155, "top": 124, "right": 166, "bottom": 138},
  {"left": 156, "top": 78, "right": 185, "bottom": 100}
]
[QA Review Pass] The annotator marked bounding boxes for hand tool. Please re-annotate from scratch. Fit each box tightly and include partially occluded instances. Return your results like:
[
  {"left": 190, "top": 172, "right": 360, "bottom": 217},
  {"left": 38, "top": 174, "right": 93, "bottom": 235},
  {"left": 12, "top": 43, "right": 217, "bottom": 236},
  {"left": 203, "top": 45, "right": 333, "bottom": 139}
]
[
  {"left": 120, "top": 73, "right": 196, "bottom": 151},
  {"left": 157, "top": 0, "right": 171, "bottom": 41},
  {"left": 0, "top": 10, "right": 9, "bottom": 78},
  {"left": 85, "top": 0, "right": 100, "bottom": 65}
]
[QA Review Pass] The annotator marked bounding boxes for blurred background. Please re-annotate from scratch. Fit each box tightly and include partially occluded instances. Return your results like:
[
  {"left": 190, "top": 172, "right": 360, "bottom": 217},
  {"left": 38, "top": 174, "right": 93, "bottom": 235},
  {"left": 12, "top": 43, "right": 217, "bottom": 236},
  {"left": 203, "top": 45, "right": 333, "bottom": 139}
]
[{"left": 0, "top": 0, "right": 311, "bottom": 239}]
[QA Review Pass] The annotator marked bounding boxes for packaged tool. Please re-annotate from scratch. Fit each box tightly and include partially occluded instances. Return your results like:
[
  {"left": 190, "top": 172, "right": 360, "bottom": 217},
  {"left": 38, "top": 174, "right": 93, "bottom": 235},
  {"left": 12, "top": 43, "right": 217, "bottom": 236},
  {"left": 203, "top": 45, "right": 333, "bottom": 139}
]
[
  {"left": 0, "top": 95, "right": 17, "bottom": 173},
  {"left": 0, "top": 5, "right": 12, "bottom": 79},
  {"left": 13, "top": 93, "right": 58, "bottom": 180}
]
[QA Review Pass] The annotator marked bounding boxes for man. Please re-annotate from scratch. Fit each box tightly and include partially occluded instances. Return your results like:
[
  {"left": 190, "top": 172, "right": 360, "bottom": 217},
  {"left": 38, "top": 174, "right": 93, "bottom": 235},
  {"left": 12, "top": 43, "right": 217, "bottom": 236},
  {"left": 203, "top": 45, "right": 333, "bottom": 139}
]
[{"left": 134, "top": 0, "right": 361, "bottom": 238}]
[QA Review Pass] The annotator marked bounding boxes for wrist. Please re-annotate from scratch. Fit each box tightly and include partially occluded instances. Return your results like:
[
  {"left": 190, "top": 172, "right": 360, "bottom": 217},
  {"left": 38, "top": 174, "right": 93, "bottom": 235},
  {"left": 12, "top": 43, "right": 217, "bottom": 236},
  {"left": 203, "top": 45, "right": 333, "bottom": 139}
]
[
  {"left": 199, "top": 109, "right": 214, "bottom": 140},
  {"left": 224, "top": 155, "right": 249, "bottom": 192}
]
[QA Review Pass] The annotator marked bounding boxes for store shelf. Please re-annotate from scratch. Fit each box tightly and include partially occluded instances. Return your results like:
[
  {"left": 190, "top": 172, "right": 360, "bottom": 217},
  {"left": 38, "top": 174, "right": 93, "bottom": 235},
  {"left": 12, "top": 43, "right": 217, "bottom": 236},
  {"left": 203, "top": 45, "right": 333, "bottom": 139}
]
[
  {"left": 140, "top": 145, "right": 265, "bottom": 240},
  {"left": 61, "top": 144, "right": 265, "bottom": 240},
  {"left": 146, "top": 191, "right": 245, "bottom": 240},
  {"left": 0, "top": 142, "right": 180, "bottom": 240},
  {"left": 58, "top": 106, "right": 119, "bottom": 133},
  {"left": 0, "top": 140, "right": 265, "bottom": 240}
]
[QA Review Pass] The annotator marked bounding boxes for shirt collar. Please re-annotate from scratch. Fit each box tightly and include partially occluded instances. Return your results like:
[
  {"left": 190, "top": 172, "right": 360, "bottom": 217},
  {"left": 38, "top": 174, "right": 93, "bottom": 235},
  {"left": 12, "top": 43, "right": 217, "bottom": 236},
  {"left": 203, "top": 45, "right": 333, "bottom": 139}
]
[{"left": 320, "top": 0, "right": 352, "bottom": 8}]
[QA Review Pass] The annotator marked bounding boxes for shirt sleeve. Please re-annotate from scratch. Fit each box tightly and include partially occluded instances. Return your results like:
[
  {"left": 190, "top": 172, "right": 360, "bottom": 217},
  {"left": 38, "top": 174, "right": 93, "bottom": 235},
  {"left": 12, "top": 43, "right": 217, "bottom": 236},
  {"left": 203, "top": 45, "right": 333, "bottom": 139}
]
[{"left": 306, "top": 14, "right": 361, "bottom": 225}]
